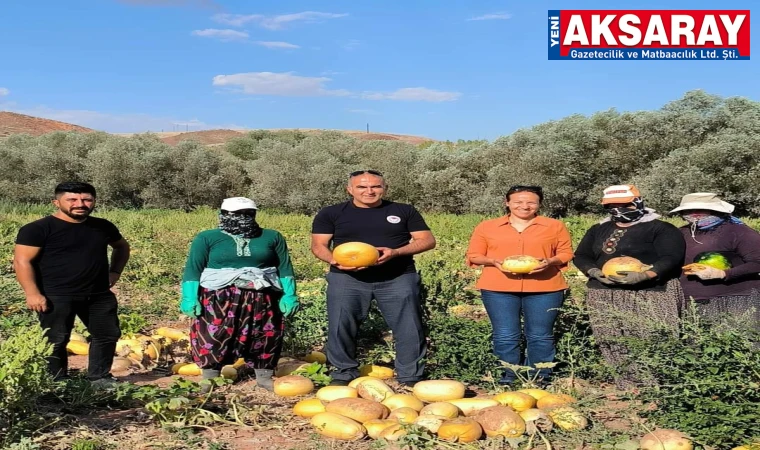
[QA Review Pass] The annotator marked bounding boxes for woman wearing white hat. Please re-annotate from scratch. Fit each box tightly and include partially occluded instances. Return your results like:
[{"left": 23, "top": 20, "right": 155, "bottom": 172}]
[
  {"left": 179, "top": 197, "right": 299, "bottom": 392},
  {"left": 671, "top": 193, "right": 760, "bottom": 330}
]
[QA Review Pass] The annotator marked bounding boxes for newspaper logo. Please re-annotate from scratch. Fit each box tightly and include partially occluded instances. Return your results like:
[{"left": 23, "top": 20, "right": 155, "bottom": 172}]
[{"left": 548, "top": 10, "right": 750, "bottom": 60}]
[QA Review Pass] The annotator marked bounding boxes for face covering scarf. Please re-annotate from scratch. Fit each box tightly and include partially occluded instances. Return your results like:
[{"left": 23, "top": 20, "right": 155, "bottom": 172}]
[
  {"left": 219, "top": 212, "right": 262, "bottom": 256},
  {"left": 608, "top": 197, "right": 647, "bottom": 224},
  {"left": 682, "top": 213, "right": 744, "bottom": 244}
]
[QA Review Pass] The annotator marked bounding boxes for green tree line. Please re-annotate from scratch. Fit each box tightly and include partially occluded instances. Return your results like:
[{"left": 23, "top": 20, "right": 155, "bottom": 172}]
[{"left": 2, "top": 89, "right": 758, "bottom": 216}]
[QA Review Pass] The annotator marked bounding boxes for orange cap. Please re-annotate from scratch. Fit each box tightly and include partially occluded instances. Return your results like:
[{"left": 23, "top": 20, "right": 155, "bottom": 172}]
[{"left": 601, "top": 184, "right": 641, "bottom": 205}]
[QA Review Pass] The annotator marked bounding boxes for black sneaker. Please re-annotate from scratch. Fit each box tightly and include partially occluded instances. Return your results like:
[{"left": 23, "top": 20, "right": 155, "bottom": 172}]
[
  {"left": 398, "top": 380, "right": 422, "bottom": 388},
  {"left": 328, "top": 379, "right": 351, "bottom": 386}
]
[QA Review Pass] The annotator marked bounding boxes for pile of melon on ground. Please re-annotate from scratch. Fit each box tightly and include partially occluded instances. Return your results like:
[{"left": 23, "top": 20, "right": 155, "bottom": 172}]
[
  {"left": 277, "top": 373, "right": 703, "bottom": 448},
  {"left": 66, "top": 328, "right": 708, "bottom": 449},
  {"left": 275, "top": 371, "right": 588, "bottom": 443},
  {"left": 65, "top": 326, "right": 329, "bottom": 380},
  {"left": 65, "top": 326, "right": 248, "bottom": 378}
]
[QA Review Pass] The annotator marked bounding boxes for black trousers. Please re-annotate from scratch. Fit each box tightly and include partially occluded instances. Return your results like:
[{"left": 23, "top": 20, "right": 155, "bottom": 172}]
[
  {"left": 37, "top": 292, "right": 121, "bottom": 380},
  {"left": 325, "top": 272, "right": 426, "bottom": 383}
]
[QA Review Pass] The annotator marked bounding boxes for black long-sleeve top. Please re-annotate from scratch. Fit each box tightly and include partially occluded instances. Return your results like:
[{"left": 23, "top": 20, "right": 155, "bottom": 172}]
[{"left": 573, "top": 219, "right": 686, "bottom": 291}]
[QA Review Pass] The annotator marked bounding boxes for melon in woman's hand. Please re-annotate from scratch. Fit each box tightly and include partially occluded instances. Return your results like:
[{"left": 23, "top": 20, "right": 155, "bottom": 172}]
[
  {"left": 333, "top": 242, "right": 380, "bottom": 268},
  {"left": 602, "top": 256, "right": 652, "bottom": 278},
  {"left": 500, "top": 255, "right": 542, "bottom": 274}
]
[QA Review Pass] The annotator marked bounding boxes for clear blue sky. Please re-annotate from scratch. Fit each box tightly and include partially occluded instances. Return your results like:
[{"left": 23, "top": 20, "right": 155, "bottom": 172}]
[{"left": 0, "top": 0, "right": 756, "bottom": 141}]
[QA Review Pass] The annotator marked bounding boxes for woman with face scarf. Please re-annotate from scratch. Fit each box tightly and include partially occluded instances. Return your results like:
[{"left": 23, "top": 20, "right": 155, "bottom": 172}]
[
  {"left": 179, "top": 197, "right": 299, "bottom": 392},
  {"left": 670, "top": 193, "right": 760, "bottom": 332},
  {"left": 573, "top": 185, "right": 686, "bottom": 388}
]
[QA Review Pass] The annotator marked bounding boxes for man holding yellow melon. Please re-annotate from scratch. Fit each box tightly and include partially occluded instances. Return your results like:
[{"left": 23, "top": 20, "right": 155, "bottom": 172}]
[{"left": 310, "top": 170, "right": 436, "bottom": 387}]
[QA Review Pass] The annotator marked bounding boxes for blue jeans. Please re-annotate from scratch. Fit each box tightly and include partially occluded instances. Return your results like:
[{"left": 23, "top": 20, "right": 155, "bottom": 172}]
[{"left": 480, "top": 289, "right": 565, "bottom": 384}]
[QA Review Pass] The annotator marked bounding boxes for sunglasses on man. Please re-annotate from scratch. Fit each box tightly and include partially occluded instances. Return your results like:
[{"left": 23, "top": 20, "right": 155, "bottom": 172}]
[{"left": 349, "top": 170, "right": 383, "bottom": 177}]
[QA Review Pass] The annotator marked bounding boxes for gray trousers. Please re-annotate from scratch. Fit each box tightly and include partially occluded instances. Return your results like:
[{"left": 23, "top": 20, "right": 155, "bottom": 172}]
[{"left": 325, "top": 271, "right": 426, "bottom": 383}]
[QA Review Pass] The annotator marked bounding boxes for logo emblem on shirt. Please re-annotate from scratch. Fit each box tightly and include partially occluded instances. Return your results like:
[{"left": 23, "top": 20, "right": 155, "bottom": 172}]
[{"left": 387, "top": 215, "right": 401, "bottom": 224}]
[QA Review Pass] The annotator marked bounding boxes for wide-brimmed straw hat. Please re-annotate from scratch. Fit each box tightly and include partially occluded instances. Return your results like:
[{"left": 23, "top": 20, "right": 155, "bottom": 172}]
[{"left": 669, "top": 192, "right": 734, "bottom": 214}]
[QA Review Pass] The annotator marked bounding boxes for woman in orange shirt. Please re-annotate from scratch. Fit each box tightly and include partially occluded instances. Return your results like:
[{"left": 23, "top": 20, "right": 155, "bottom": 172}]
[{"left": 466, "top": 185, "right": 574, "bottom": 386}]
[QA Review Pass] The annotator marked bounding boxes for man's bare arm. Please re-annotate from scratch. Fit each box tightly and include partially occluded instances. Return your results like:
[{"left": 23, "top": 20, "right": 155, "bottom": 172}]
[
  {"left": 13, "top": 244, "right": 47, "bottom": 312},
  {"left": 395, "top": 230, "right": 436, "bottom": 256},
  {"left": 310, "top": 233, "right": 335, "bottom": 264},
  {"left": 109, "top": 238, "right": 131, "bottom": 274}
]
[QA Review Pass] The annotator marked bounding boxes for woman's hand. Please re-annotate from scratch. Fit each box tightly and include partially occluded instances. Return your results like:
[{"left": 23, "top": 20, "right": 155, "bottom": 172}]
[
  {"left": 492, "top": 259, "right": 510, "bottom": 272},
  {"left": 527, "top": 258, "right": 550, "bottom": 274}
]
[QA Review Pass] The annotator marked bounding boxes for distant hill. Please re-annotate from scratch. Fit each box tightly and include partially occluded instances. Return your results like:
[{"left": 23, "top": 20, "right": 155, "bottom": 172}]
[
  {"left": 0, "top": 111, "right": 435, "bottom": 145},
  {"left": 118, "top": 129, "right": 435, "bottom": 146},
  {"left": 0, "top": 111, "right": 95, "bottom": 137}
]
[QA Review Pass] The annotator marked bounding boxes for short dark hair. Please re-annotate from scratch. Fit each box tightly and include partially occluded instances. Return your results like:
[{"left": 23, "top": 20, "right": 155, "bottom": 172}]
[
  {"left": 55, "top": 181, "right": 97, "bottom": 198},
  {"left": 506, "top": 185, "right": 544, "bottom": 203}
]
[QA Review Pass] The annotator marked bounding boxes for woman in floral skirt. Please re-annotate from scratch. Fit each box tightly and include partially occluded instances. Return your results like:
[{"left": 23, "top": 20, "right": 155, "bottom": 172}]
[{"left": 180, "top": 197, "right": 299, "bottom": 391}]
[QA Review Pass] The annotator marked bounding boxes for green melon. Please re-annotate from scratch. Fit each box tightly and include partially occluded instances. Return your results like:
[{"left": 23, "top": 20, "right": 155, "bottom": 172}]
[{"left": 693, "top": 252, "right": 732, "bottom": 270}]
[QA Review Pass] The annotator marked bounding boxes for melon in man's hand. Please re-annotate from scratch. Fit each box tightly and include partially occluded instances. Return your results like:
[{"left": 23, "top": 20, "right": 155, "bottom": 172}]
[
  {"left": 500, "top": 256, "right": 542, "bottom": 274},
  {"left": 333, "top": 242, "right": 380, "bottom": 267}
]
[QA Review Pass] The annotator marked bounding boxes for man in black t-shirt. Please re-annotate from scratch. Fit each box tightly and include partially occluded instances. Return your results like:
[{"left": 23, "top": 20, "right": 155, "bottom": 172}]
[
  {"left": 311, "top": 170, "right": 436, "bottom": 387},
  {"left": 13, "top": 182, "right": 131, "bottom": 385}
]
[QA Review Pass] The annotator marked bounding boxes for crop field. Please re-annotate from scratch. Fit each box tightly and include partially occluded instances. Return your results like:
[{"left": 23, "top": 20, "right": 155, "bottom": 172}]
[{"left": 1, "top": 205, "right": 759, "bottom": 450}]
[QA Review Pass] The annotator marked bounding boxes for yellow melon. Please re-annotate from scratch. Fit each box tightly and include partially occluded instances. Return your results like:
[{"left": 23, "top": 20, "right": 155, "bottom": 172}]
[
  {"left": 493, "top": 391, "right": 537, "bottom": 412},
  {"left": 420, "top": 402, "right": 460, "bottom": 419},
  {"left": 273, "top": 375, "right": 314, "bottom": 397},
  {"left": 602, "top": 256, "right": 652, "bottom": 278},
  {"left": 448, "top": 398, "right": 500, "bottom": 417},
  {"left": 640, "top": 429, "right": 694, "bottom": 450},
  {"left": 325, "top": 398, "right": 390, "bottom": 423},
  {"left": 414, "top": 414, "right": 448, "bottom": 433},
  {"left": 364, "top": 419, "right": 397, "bottom": 439},
  {"left": 387, "top": 407, "right": 418, "bottom": 424},
  {"left": 293, "top": 398, "right": 326, "bottom": 418},
  {"left": 517, "top": 388, "right": 551, "bottom": 401},
  {"left": 536, "top": 393, "right": 576, "bottom": 410},
  {"left": 382, "top": 394, "right": 424, "bottom": 412},
  {"left": 173, "top": 362, "right": 201, "bottom": 376},
  {"left": 413, "top": 380, "right": 466, "bottom": 402},
  {"left": 316, "top": 386, "right": 359, "bottom": 402},
  {"left": 437, "top": 417, "right": 483, "bottom": 443},
  {"left": 501, "top": 255, "right": 542, "bottom": 274},
  {"left": 333, "top": 242, "right": 379, "bottom": 268},
  {"left": 155, "top": 327, "right": 188, "bottom": 341},
  {"left": 310, "top": 412, "right": 366, "bottom": 441},
  {"left": 546, "top": 406, "right": 588, "bottom": 431},
  {"left": 474, "top": 405, "right": 526, "bottom": 438},
  {"left": 356, "top": 378, "right": 395, "bottom": 402},
  {"left": 378, "top": 423, "right": 408, "bottom": 441},
  {"left": 302, "top": 351, "right": 327, "bottom": 364},
  {"left": 359, "top": 364, "right": 394, "bottom": 379},
  {"left": 66, "top": 340, "right": 89, "bottom": 355}
]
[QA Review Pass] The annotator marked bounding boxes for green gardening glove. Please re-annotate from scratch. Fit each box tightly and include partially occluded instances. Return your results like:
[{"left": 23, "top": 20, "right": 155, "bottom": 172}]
[
  {"left": 180, "top": 281, "right": 202, "bottom": 317},
  {"left": 278, "top": 276, "right": 299, "bottom": 318}
]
